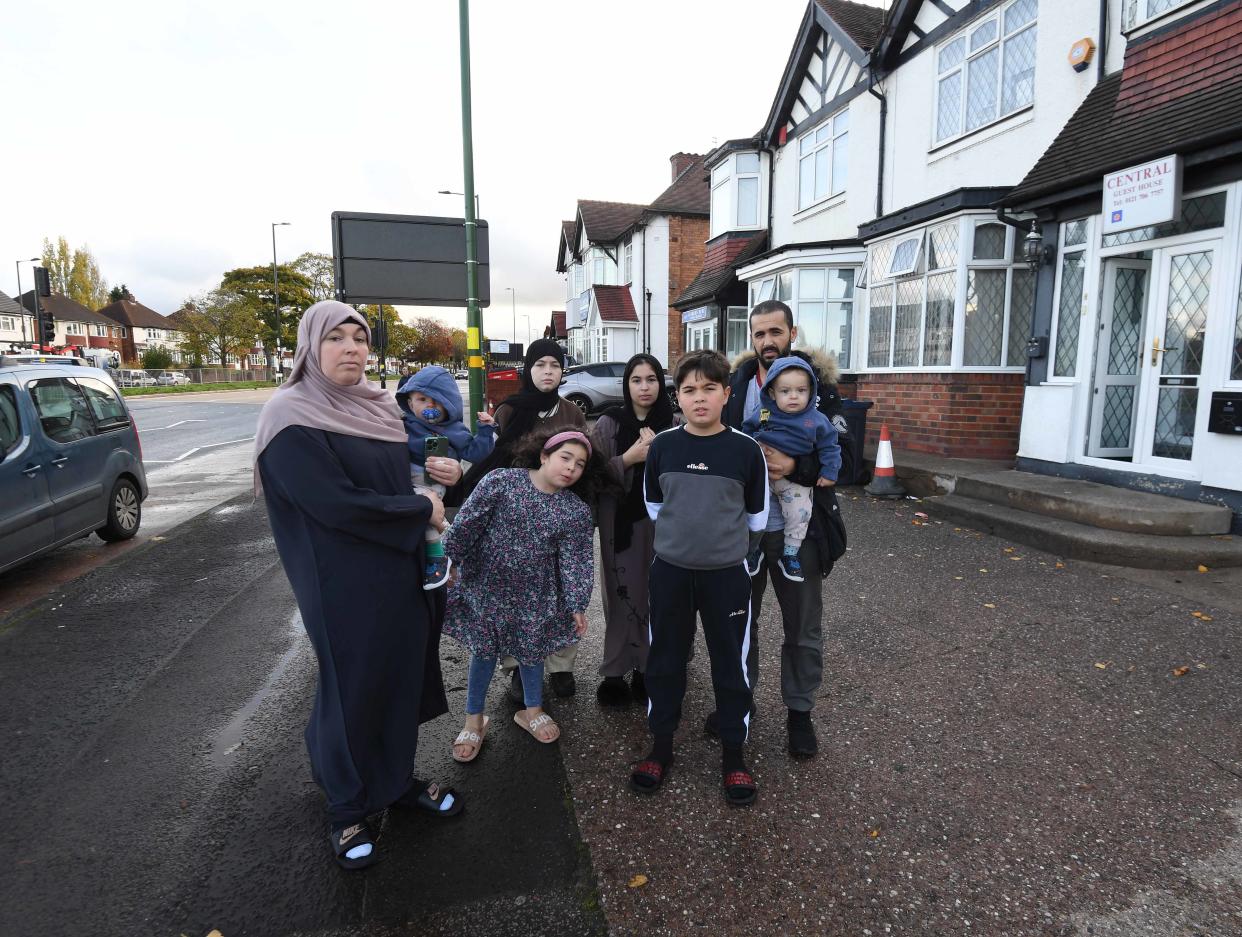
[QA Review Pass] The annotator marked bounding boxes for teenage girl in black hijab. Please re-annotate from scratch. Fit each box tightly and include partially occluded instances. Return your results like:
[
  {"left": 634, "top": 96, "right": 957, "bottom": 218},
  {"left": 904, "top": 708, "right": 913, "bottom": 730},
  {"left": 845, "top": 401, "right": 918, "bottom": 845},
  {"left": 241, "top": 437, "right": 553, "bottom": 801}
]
[{"left": 589, "top": 353, "right": 676, "bottom": 705}]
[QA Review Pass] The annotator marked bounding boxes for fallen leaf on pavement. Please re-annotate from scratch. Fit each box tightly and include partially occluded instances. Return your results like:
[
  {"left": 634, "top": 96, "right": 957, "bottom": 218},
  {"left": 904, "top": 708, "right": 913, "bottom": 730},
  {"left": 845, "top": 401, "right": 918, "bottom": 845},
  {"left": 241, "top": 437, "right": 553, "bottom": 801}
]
[
  {"left": 1094, "top": 662, "right": 1108, "bottom": 670},
  {"left": 915, "top": 512, "right": 928, "bottom": 519},
  {"left": 1009, "top": 556, "right": 1022, "bottom": 561},
  {"left": 869, "top": 828, "right": 880, "bottom": 838},
  {"left": 628, "top": 874, "right": 648, "bottom": 888},
  {"left": 1055, "top": 562, "right": 1065, "bottom": 569},
  {"left": 979, "top": 568, "right": 988, "bottom": 573},
  {"left": 1172, "top": 666, "right": 1190, "bottom": 677},
  {"left": 1197, "top": 663, "right": 1209, "bottom": 670},
  {"left": 1197, "top": 564, "right": 1209, "bottom": 573},
  {"left": 1003, "top": 547, "right": 1014, "bottom": 553},
  {"left": 207, "top": 931, "right": 224, "bottom": 937},
  {"left": 1200, "top": 615, "right": 1214, "bottom": 621},
  {"left": 983, "top": 603, "right": 997, "bottom": 609},
  {"left": 954, "top": 576, "right": 964, "bottom": 580}
]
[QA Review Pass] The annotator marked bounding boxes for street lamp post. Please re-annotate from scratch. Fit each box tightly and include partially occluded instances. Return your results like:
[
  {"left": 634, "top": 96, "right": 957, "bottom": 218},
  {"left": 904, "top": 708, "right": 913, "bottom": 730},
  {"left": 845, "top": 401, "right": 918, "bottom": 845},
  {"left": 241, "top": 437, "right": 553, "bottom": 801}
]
[
  {"left": 437, "top": 189, "right": 480, "bottom": 217},
  {"left": 505, "top": 286, "right": 517, "bottom": 345},
  {"left": 271, "top": 222, "right": 290, "bottom": 381},
  {"left": 519, "top": 314, "right": 531, "bottom": 352},
  {"left": 14, "top": 256, "right": 38, "bottom": 346}
]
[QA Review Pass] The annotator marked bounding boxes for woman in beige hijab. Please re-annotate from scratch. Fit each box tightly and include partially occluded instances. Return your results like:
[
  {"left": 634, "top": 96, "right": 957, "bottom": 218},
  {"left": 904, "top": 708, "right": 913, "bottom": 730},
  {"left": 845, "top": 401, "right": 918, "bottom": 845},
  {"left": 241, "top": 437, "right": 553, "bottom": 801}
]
[{"left": 255, "top": 301, "right": 458, "bottom": 870}]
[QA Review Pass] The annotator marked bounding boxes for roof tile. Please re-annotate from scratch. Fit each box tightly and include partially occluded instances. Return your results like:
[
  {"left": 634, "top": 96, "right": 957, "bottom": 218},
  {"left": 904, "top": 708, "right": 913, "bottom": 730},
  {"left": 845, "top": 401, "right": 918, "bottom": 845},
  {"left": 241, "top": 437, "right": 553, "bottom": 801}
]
[
  {"left": 579, "top": 200, "right": 647, "bottom": 243},
  {"left": 672, "top": 233, "right": 767, "bottom": 308},
  {"left": 815, "top": 0, "right": 887, "bottom": 52},
  {"left": 97, "top": 299, "right": 178, "bottom": 330},
  {"left": 649, "top": 154, "right": 709, "bottom": 216},
  {"left": 593, "top": 285, "right": 638, "bottom": 323}
]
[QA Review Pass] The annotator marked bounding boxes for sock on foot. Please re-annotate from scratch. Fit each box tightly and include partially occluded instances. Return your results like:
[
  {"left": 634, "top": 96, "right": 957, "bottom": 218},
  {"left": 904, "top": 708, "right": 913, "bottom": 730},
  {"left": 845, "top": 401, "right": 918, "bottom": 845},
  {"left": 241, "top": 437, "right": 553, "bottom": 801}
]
[
  {"left": 782, "top": 545, "right": 799, "bottom": 557},
  {"left": 788, "top": 708, "right": 812, "bottom": 728},
  {"left": 427, "top": 540, "right": 445, "bottom": 558},
  {"left": 722, "top": 745, "right": 746, "bottom": 774}
]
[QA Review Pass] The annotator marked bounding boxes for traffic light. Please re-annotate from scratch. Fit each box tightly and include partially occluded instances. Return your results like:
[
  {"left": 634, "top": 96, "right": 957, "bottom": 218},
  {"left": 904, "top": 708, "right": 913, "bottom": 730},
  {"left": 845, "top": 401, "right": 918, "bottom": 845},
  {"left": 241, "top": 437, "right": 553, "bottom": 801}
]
[
  {"left": 39, "top": 316, "right": 56, "bottom": 346},
  {"left": 33, "top": 266, "right": 51, "bottom": 297},
  {"left": 373, "top": 321, "right": 388, "bottom": 355}
]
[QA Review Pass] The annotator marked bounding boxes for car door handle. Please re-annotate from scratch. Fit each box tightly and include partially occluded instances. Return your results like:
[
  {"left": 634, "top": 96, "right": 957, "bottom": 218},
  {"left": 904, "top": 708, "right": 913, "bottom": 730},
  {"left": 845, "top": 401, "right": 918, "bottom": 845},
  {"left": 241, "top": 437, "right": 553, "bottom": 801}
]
[
  {"left": 22, "top": 463, "right": 42, "bottom": 477},
  {"left": 50, "top": 456, "right": 68, "bottom": 467}
]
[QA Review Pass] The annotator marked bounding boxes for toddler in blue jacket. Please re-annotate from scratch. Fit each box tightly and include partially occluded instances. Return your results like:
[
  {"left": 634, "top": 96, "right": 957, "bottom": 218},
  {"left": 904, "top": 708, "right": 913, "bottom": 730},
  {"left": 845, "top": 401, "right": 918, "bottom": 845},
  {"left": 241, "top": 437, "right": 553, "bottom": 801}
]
[
  {"left": 396, "top": 366, "right": 496, "bottom": 589},
  {"left": 741, "top": 356, "right": 840, "bottom": 582}
]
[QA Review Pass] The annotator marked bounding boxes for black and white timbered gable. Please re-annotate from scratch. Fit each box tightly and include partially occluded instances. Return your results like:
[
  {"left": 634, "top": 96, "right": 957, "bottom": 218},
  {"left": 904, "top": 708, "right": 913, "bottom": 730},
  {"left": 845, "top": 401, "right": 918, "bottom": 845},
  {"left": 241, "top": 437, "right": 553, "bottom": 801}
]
[{"left": 762, "top": 0, "right": 885, "bottom": 145}]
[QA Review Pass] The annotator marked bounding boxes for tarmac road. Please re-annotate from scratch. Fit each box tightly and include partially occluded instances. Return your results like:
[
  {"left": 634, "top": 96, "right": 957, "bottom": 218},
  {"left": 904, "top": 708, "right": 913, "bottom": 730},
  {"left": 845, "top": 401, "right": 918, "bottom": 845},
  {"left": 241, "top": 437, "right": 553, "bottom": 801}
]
[{"left": 0, "top": 495, "right": 603, "bottom": 937}]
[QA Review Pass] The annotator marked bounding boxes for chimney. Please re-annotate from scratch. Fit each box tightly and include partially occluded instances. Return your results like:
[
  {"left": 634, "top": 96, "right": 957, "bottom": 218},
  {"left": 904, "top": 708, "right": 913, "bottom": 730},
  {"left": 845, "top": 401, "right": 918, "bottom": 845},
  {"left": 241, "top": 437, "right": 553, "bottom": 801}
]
[{"left": 670, "top": 152, "right": 698, "bottom": 182}]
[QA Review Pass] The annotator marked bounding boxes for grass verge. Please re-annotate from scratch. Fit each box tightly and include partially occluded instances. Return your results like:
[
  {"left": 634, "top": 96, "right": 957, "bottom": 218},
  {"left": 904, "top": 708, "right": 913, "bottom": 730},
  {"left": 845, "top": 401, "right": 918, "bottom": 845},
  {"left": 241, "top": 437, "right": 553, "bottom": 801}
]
[{"left": 120, "top": 381, "right": 275, "bottom": 397}]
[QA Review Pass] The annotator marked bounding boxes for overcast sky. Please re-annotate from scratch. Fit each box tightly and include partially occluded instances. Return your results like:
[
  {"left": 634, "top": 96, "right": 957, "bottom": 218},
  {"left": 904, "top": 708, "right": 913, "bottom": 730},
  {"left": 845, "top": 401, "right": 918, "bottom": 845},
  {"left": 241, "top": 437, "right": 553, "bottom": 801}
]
[{"left": 2, "top": 0, "right": 884, "bottom": 345}]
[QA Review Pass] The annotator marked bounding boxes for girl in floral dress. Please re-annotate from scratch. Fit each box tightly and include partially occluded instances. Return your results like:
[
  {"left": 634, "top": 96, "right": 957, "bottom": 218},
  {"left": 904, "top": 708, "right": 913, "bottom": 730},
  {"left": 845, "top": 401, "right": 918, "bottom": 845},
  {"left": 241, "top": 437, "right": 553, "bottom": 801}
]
[{"left": 443, "top": 428, "right": 609, "bottom": 759}]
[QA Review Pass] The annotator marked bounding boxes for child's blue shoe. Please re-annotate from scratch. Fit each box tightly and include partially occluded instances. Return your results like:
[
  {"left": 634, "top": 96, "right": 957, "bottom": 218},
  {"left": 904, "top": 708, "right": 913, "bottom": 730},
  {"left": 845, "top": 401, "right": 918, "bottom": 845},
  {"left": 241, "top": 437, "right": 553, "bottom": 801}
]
[
  {"left": 424, "top": 555, "right": 452, "bottom": 591},
  {"left": 777, "top": 553, "right": 804, "bottom": 582}
]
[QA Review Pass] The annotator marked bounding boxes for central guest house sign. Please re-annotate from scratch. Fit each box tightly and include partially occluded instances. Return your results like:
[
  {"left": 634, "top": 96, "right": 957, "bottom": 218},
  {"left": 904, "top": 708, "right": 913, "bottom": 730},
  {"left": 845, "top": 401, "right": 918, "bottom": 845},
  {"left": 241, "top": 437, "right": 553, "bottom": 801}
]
[{"left": 1102, "top": 155, "right": 1182, "bottom": 235}]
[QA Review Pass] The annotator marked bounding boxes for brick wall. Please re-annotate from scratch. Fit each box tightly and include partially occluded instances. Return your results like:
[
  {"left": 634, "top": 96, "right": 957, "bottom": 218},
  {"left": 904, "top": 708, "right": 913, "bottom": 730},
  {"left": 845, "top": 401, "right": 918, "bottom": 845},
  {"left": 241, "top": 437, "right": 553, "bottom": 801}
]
[
  {"left": 840, "top": 371, "right": 1025, "bottom": 459},
  {"left": 665, "top": 214, "right": 709, "bottom": 366}
]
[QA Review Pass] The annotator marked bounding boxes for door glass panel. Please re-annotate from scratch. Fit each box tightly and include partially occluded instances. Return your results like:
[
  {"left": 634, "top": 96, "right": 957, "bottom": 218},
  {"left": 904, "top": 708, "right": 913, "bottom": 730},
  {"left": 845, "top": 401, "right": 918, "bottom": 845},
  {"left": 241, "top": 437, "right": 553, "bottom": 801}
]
[
  {"left": 1054, "top": 251, "right": 1086, "bottom": 376},
  {"left": 76, "top": 377, "right": 130, "bottom": 429},
  {"left": 1106, "top": 268, "right": 1146, "bottom": 375},
  {"left": 1008, "top": 268, "right": 1036, "bottom": 367},
  {"left": 1162, "top": 251, "right": 1210, "bottom": 376},
  {"left": 1152, "top": 387, "right": 1198, "bottom": 460},
  {"left": 1100, "top": 386, "right": 1136, "bottom": 449}
]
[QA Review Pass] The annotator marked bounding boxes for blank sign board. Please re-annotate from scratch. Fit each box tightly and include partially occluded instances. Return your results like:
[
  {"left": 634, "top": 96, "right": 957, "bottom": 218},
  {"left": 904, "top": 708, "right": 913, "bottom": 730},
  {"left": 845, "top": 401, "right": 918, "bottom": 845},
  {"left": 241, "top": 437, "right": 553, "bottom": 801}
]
[{"left": 331, "top": 211, "right": 490, "bottom": 307}]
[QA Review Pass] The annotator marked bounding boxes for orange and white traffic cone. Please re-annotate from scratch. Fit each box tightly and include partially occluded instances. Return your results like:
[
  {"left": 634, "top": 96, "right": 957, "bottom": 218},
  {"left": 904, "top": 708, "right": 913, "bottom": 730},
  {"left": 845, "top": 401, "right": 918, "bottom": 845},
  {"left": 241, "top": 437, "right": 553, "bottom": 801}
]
[{"left": 865, "top": 423, "right": 907, "bottom": 499}]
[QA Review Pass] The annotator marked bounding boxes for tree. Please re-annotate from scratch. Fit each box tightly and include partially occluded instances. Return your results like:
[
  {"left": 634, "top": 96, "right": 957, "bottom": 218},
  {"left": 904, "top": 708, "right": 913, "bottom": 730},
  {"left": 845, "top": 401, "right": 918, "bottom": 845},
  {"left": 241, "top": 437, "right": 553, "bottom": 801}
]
[
  {"left": 109, "top": 284, "right": 134, "bottom": 303},
  {"left": 359, "top": 305, "right": 419, "bottom": 363},
  {"left": 176, "top": 290, "right": 263, "bottom": 367},
  {"left": 42, "top": 237, "right": 110, "bottom": 309},
  {"left": 410, "top": 316, "right": 454, "bottom": 364},
  {"left": 292, "top": 252, "right": 336, "bottom": 303},
  {"left": 220, "top": 264, "right": 315, "bottom": 369},
  {"left": 451, "top": 329, "right": 468, "bottom": 367},
  {"left": 140, "top": 346, "right": 173, "bottom": 369}
]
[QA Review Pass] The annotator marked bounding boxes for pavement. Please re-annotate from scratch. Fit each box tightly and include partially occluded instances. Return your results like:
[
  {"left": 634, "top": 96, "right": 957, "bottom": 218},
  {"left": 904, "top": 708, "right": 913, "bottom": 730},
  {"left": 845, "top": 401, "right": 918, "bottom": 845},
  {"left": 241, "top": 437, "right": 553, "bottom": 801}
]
[{"left": 2, "top": 385, "right": 1240, "bottom": 935}]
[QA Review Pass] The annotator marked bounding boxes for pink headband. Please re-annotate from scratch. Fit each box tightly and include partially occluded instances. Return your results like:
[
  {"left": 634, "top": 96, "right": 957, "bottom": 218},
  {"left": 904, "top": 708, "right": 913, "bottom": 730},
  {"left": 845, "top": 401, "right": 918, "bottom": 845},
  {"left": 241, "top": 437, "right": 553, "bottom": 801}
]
[{"left": 544, "top": 430, "right": 592, "bottom": 458}]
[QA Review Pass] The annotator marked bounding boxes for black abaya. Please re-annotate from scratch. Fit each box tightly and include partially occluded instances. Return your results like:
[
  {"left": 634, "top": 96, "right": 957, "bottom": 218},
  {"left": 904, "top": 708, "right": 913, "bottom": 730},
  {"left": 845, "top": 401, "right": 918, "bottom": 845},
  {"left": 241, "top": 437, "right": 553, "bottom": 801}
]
[{"left": 259, "top": 425, "right": 448, "bottom": 824}]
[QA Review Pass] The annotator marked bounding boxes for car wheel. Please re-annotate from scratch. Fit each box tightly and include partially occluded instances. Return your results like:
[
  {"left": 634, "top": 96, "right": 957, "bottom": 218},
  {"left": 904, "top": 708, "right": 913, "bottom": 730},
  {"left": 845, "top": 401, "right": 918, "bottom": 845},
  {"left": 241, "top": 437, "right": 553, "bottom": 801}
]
[
  {"left": 97, "top": 477, "right": 141, "bottom": 542},
  {"left": 567, "top": 394, "right": 591, "bottom": 416}
]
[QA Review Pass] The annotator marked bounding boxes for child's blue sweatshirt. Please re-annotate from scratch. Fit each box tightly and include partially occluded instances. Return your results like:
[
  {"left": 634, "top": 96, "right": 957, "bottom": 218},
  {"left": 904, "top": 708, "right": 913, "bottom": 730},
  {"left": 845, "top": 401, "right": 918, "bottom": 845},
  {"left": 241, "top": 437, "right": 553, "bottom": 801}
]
[
  {"left": 741, "top": 356, "right": 841, "bottom": 482},
  {"left": 395, "top": 366, "right": 496, "bottom": 466}
]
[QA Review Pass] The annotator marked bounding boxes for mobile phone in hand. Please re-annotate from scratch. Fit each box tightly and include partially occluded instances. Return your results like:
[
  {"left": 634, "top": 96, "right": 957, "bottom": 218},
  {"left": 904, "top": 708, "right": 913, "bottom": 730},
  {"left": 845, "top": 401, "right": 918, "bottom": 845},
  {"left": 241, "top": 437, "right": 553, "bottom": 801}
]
[{"left": 424, "top": 435, "right": 451, "bottom": 459}]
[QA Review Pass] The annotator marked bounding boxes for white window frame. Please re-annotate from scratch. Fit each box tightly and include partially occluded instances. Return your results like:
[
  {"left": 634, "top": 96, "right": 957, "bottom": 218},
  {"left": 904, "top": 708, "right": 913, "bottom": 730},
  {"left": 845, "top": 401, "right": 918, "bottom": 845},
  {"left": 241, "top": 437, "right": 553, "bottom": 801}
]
[
  {"left": 863, "top": 214, "right": 1034, "bottom": 373},
  {"left": 887, "top": 234, "right": 924, "bottom": 277},
  {"left": 735, "top": 153, "right": 761, "bottom": 228},
  {"left": 797, "top": 109, "right": 848, "bottom": 212},
  {"left": 65, "top": 322, "right": 83, "bottom": 336},
  {"left": 933, "top": 0, "right": 1037, "bottom": 146},
  {"left": 709, "top": 152, "right": 764, "bottom": 238},
  {"left": 0, "top": 316, "right": 14, "bottom": 331},
  {"left": 1124, "top": 0, "right": 1197, "bottom": 30},
  {"left": 623, "top": 242, "right": 633, "bottom": 284}
]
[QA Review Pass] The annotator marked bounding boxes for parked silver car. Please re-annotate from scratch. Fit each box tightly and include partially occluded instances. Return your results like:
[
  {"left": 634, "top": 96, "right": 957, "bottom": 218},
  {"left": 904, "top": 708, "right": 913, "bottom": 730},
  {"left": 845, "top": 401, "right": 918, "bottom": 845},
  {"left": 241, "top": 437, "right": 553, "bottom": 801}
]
[
  {"left": 156, "top": 371, "right": 192, "bottom": 386},
  {"left": 558, "top": 361, "right": 677, "bottom": 416},
  {"left": 117, "top": 369, "right": 157, "bottom": 388},
  {"left": 0, "top": 357, "right": 147, "bottom": 574}
]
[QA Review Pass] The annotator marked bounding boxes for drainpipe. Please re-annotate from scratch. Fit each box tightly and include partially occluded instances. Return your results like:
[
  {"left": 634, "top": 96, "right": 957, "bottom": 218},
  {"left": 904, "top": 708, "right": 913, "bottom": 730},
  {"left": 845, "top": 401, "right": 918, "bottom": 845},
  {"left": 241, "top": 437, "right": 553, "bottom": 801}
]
[
  {"left": 867, "top": 74, "right": 887, "bottom": 219},
  {"left": 1098, "top": 0, "right": 1108, "bottom": 82},
  {"left": 639, "top": 220, "right": 649, "bottom": 355}
]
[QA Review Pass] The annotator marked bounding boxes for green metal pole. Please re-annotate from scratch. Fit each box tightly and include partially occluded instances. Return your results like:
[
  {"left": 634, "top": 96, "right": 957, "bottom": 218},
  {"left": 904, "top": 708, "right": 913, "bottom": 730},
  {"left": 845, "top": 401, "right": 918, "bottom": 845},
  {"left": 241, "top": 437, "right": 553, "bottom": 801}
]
[{"left": 459, "top": 0, "right": 483, "bottom": 431}]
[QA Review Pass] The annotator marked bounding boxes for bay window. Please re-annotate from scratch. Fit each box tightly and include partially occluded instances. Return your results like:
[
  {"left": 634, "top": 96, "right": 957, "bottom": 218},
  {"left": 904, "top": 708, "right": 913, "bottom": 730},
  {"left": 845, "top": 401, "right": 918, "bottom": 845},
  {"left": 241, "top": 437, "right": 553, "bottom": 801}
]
[
  {"left": 1052, "top": 219, "right": 1090, "bottom": 378},
  {"left": 710, "top": 152, "right": 764, "bottom": 238},
  {"left": 65, "top": 322, "right": 83, "bottom": 335},
  {"left": 866, "top": 216, "right": 1035, "bottom": 370},
  {"left": 748, "top": 266, "right": 856, "bottom": 367},
  {"left": 798, "top": 110, "right": 848, "bottom": 211},
  {"left": 934, "top": 0, "right": 1036, "bottom": 145}
]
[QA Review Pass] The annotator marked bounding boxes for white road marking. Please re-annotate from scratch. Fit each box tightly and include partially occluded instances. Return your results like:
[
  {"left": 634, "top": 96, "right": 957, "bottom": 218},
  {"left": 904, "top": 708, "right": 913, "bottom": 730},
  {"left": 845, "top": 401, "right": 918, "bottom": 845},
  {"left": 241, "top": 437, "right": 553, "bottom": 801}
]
[
  {"left": 145, "top": 436, "right": 255, "bottom": 464},
  {"left": 143, "top": 419, "right": 208, "bottom": 432}
]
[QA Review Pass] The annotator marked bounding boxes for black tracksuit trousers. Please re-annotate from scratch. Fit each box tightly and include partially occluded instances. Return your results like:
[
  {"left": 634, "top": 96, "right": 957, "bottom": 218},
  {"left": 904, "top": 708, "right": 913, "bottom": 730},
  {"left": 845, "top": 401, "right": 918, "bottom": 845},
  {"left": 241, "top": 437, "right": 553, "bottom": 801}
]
[{"left": 646, "top": 557, "right": 755, "bottom": 748}]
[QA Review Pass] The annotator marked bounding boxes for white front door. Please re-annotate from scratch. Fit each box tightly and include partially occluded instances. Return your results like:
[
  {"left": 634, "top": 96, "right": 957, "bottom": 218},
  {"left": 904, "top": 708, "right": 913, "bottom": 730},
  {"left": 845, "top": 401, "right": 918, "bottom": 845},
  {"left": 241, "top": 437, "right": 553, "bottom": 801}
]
[
  {"left": 1135, "top": 239, "right": 1221, "bottom": 471},
  {"left": 1088, "top": 258, "right": 1150, "bottom": 458}
]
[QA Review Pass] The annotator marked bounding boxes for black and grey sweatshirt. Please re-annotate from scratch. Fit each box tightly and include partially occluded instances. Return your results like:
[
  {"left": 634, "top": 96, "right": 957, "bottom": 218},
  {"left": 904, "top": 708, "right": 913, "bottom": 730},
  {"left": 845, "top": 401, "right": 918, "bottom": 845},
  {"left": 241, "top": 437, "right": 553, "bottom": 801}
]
[{"left": 643, "top": 425, "right": 769, "bottom": 570}]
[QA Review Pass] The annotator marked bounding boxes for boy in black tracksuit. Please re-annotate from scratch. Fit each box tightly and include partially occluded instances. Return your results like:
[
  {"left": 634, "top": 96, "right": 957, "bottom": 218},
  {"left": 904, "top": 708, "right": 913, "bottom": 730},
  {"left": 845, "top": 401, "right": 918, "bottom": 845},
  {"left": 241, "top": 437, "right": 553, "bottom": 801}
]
[{"left": 630, "top": 350, "right": 769, "bottom": 807}]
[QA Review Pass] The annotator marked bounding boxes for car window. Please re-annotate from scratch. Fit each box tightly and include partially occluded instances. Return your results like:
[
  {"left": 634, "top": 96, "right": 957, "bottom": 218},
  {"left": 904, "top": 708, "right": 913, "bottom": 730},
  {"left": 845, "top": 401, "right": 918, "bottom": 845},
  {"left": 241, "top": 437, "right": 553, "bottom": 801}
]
[
  {"left": 75, "top": 377, "right": 130, "bottom": 430},
  {"left": 0, "top": 385, "right": 21, "bottom": 457},
  {"left": 28, "top": 377, "right": 97, "bottom": 444},
  {"left": 586, "top": 365, "right": 612, "bottom": 378},
  {"left": 608, "top": 363, "right": 626, "bottom": 378}
]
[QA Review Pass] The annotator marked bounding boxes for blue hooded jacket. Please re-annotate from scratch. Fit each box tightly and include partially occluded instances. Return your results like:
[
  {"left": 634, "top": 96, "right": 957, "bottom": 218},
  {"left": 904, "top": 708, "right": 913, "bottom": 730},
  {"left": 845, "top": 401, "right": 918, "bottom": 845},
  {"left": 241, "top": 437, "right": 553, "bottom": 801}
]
[
  {"left": 742, "top": 356, "right": 841, "bottom": 482},
  {"left": 395, "top": 366, "right": 496, "bottom": 466}
]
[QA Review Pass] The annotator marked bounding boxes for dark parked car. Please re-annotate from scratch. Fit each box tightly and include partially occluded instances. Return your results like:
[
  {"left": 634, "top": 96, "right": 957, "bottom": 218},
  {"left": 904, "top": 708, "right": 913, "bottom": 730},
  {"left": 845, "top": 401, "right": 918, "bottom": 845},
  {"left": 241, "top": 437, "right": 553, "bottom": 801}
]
[
  {"left": 0, "top": 357, "right": 148, "bottom": 574},
  {"left": 558, "top": 361, "right": 677, "bottom": 415}
]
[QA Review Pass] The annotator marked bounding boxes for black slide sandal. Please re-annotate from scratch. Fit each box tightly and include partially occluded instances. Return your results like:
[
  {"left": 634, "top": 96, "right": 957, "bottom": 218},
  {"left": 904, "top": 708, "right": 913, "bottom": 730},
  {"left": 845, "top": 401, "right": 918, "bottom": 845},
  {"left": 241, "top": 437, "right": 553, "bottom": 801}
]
[
  {"left": 330, "top": 821, "right": 379, "bottom": 870},
  {"left": 395, "top": 779, "right": 464, "bottom": 817}
]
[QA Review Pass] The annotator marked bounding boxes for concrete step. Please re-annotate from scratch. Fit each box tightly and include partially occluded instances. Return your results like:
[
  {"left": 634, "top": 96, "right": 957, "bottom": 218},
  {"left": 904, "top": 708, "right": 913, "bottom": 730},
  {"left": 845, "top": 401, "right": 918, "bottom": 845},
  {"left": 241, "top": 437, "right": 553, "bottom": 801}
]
[
  {"left": 923, "top": 494, "right": 1242, "bottom": 569},
  {"left": 954, "top": 470, "right": 1232, "bottom": 537}
]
